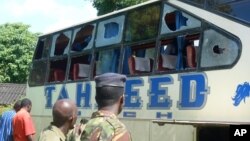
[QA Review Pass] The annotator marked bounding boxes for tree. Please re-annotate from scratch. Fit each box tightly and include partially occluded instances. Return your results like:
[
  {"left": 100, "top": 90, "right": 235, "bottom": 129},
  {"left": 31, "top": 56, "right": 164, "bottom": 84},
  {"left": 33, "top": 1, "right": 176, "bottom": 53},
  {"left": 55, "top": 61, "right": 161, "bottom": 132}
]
[
  {"left": 92, "top": 0, "right": 149, "bottom": 16},
  {"left": 0, "top": 23, "right": 39, "bottom": 83}
]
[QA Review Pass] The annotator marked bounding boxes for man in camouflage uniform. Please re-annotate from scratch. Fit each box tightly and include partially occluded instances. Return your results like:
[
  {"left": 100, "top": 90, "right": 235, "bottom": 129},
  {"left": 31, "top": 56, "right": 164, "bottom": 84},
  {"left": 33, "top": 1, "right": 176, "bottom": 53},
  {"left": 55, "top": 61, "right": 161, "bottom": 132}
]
[
  {"left": 38, "top": 99, "right": 78, "bottom": 141},
  {"left": 67, "top": 118, "right": 88, "bottom": 141},
  {"left": 81, "top": 73, "right": 132, "bottom": 141}
]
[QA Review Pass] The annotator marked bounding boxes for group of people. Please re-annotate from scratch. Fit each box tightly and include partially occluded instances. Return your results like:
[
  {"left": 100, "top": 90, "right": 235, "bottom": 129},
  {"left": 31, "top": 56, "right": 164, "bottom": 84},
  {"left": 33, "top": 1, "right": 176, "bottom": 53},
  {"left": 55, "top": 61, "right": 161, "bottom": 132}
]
[
  {"left": 0, "top": 98, "right": 35, "bottom": 141},
  {"left": 0, "top": 73, "right": 132, "bottom": 141}
]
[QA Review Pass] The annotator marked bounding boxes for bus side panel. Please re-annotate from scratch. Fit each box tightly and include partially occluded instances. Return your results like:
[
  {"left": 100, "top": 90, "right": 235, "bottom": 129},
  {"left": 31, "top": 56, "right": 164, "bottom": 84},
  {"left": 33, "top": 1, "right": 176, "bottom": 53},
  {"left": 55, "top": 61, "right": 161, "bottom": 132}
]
[{"left": 150, "top": 123, "right": 196, "bottom": 141}]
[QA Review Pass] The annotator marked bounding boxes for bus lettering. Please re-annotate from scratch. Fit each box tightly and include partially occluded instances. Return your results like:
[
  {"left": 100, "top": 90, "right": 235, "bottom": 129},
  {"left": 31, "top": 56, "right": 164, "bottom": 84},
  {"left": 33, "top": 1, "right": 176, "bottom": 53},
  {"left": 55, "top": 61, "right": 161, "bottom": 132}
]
[
  {"left": 57, "top": 85, "right": 69, "bottom": 100},
  {"left": 76, "top": 83, "right": 92, "bottom": 108},
  {"left": 124, "top": 79, "right": 143, "bottom": 109},
  {"left": 148, "top": 76, "right": 173, "bottom": 109},
  {"left": 178, "top": 74, "right": 209, "bottom": 109},
  {"left": 44, "top": 86, "right": 55, "bottom": 108},
  {"left": 44, "top": 74, "right": 209, "bottom": 109}
]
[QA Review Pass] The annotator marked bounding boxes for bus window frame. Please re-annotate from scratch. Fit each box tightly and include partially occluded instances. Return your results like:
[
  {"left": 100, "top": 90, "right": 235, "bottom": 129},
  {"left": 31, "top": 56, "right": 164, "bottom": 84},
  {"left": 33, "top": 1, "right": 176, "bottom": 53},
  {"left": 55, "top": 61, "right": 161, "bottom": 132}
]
[
  {"left": 179, "top": 0, "right": 250, "bottom": 27},
  {"left": 151, "top": 1, "right": 203, "bottom": 75},
  {"left": 49, "top": 30, "right": 73, "bottom": 57},
  {"left": 68, "top": 51, "right": 93, "bottom": 82},
  {"left": 47, "top": 56, "right": 69, "bottom": 84},
  {"left": 198, "top": 22, "right": 242, "bottom": 71},
  {"left": 29, "top": 35, "right": 52, "bottom": 86},
  {"left": 95, "top": 14, "right": 125, "bottom": 47},
  {"left": 28, "top": 59, "right": 49, "bottom": 86},
  {"left": 29, "top": 0, "right": 243, "bottom": 86},
  {"left": 42, "top": 29, "right": 73, "bottom": 84},
  {"left": 33, "top": 37, "right": 51, "bottom": 60},
  {"left": 124, "top": 2, "right": 161, "bottom": 43},
  {"left": 94, "top": 45, "right": 122, "bottom": 76},
  {"left": 121, "top": 41, "right": 157, "bottom": 77},
  {"left": 160, "top": 1, "right": 242, "bottom": 72},
  {"left": 66, "top": 22, "right": 97, "bottom": 82},
  {"left": 70, "top": 23, "right": 96, "bottom": 54},
  {"left": 160, "top": 3, "right": 202, "bottom": 35},
  {"left": 157, "top": 32, "right": 201, "bottom": 73}
]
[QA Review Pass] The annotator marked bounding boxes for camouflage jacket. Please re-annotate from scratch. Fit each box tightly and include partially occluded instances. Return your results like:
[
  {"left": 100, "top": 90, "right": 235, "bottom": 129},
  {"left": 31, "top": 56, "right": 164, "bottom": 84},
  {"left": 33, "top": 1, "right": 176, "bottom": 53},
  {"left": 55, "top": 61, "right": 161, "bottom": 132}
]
[
  {"left": 80, "top": 110, "right": 132, "bottom": 141},
  {"left": 38, "top": 124, "right": 66, "bottom": 141},
  {"left": 67, "top": 119, "right": 87, "bottom": 141}
]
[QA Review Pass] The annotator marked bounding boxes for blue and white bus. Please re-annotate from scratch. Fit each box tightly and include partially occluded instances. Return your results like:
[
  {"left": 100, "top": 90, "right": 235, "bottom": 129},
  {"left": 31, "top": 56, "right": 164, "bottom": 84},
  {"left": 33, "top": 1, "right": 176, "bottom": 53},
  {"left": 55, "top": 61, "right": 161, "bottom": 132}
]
[{"left": 27, "top": 0, "right": 250, "bottom": 140}]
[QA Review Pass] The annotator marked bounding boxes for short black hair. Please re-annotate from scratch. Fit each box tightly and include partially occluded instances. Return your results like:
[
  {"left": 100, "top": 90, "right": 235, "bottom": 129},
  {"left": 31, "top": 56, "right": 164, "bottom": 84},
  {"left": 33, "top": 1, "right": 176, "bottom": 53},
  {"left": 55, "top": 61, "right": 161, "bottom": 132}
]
[
  {"left": 95, "top": 86, "right": 124, "bottom": 108},
  {"left": 21, "top": 98, "right": 32, "bottom": 108},
  {"left": 13, "top": 100, "right": 21, "bottom": 111}
]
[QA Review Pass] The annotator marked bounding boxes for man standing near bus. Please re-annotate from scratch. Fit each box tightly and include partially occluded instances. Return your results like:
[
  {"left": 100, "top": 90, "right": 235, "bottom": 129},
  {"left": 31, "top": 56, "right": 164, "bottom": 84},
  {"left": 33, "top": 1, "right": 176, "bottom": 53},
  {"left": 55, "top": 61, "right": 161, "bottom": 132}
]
[
  {"left": 0, "top": 100, "right": 21, "bottom": 141},
  {"left": 80, "top": 73, "right": 132, "bottom": 141},
  {"left": 38, "top": 99, "right": 78, "bottom": 141},
  {"left": 13, "top": 98, "right": 35, "bottom": 141}
]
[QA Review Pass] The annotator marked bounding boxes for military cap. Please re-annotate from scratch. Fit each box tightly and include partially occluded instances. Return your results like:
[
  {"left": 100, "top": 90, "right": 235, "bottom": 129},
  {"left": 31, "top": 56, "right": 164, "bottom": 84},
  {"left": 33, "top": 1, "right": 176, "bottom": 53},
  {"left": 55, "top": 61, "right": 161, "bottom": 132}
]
[{"left": 94, "top": 73, "right": 126, "bottom": 88}]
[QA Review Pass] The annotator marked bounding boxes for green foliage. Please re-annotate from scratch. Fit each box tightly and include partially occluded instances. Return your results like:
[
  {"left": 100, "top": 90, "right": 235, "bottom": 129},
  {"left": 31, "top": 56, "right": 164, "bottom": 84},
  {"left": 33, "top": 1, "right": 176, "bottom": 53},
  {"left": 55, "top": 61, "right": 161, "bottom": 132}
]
[
  {"left": 0, "top": 105, "right": 12, "bottom": 115},
  {"left": 125, "top": 4, "right": 160, "bottom": 42},
  {"left": 0, "top": 23, "right": 39, "bottom": 83},
  {"left": 92, "top": 0, "right": 149, "bottom": 15}
]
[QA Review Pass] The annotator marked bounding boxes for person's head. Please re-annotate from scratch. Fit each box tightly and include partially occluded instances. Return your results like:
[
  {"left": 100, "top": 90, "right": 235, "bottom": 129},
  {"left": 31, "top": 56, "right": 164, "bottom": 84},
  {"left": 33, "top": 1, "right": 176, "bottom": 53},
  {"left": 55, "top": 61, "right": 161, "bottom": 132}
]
[
  {"left": 94, "top": 73, "right": 127, "bottom": 114},
  {"left": 13, "top": 100, "right": 21, "bottom": 112},
  {"left": 21, "top": 98, "right": 32, "bottom": 113},
  {"left": 52, "top": 99, "right": 78, "bottom": 130}
]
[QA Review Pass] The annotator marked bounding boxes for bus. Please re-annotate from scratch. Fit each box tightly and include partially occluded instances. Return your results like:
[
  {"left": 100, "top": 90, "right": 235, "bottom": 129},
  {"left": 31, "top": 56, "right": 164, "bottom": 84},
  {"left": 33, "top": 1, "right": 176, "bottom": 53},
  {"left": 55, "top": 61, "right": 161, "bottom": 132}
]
[{"left": 26, "top": 0, "right": 250, "bottom": 140}]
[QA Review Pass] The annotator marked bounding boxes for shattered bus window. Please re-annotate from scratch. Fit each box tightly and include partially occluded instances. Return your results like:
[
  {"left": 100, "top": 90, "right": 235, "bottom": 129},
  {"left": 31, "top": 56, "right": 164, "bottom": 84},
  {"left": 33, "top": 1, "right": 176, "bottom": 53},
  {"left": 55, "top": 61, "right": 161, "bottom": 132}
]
[
  {"left": 161, "top": 4, "right": 201, "bottom": 34},
  {"left": 96, "top": 15, "right": 125, "bottom": 47},
  {"left": 50, "top": 31, "right": 72, "bottom": 57},
  {"left": 71, "top": 24, "right": 95, "bottom": 52},
  {"left": 200, "top": 29, "right": 239, "bottom": 68}
]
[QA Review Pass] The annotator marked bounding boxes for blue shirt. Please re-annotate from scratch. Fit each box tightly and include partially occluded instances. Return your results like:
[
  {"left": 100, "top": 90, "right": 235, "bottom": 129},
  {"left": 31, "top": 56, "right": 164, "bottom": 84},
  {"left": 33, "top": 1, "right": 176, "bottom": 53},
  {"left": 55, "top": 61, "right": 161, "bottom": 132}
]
[{"left": 0, "top": 110, "right": 16, "bottom": 141}]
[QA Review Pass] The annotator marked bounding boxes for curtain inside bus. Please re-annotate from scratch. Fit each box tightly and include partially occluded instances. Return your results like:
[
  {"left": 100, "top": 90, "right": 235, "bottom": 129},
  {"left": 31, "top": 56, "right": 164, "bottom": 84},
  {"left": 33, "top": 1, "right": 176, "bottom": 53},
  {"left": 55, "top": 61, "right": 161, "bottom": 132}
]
[
  {"left": 104, "top": 22, "right": 119, "bottom": 38},
  {"left": 96, "top": 49, "right": 120, "bottom": 75}
]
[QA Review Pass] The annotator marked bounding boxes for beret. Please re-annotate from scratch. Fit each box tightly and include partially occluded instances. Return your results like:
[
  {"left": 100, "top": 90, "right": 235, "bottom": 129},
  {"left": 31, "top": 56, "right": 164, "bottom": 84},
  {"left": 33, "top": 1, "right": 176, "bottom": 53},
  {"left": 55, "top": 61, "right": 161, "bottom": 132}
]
[{"left": 94, "top": 73, "right": 127, "bottom": 88}]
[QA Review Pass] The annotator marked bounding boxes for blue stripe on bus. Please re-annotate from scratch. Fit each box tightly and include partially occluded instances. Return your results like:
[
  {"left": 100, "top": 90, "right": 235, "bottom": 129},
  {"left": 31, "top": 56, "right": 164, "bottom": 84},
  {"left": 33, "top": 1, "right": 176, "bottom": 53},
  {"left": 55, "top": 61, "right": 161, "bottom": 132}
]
[{"left": 123, "top": 111, "right": 137, "bottom": 118}]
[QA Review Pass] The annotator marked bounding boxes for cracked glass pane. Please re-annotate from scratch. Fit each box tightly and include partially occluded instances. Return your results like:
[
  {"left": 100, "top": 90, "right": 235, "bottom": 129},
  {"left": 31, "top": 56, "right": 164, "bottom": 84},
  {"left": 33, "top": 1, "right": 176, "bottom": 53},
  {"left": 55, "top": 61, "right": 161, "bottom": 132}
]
[
  {"left": 95, "top": 48, "right": 120, "bottom": 75},
  {"left": 50, "top": 30, "right": 72, "bottom": 57},
  {"left": 71, "top": 24, "right": 95, "bottom": 52},
  {"left": 29, "top": 61, "right": 47, "bottom": 86},
  {"left": 125, "top": 4, "right": 160, "bottom": 42},
  {"left": 96, "top": 15, "right": 125, "bottom": 47},
  {"left": 34, "top": 37, "right": 51, "bottom": 60},
  {"left": 161, "top": 4, "right": 201, "bottom": 34},
  {"left": 200, "top": 29, "right": 239, "bottom": 67}
]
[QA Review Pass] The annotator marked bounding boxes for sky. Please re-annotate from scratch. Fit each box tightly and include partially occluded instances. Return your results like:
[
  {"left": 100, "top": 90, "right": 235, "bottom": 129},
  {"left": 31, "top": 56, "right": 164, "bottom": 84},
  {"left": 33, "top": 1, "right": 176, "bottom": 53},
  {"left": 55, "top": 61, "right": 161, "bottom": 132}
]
[{"left": 0, "top": 0, "right": 97, "bottom": 34}]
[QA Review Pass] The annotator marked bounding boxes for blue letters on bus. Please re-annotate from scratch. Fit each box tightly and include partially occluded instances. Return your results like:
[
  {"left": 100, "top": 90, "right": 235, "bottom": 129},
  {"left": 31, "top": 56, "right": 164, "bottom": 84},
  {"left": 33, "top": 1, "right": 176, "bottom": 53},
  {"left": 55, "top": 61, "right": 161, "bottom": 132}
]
[
  {"left": 43, "top": 73, "right": 209, "bottom": 111},
  {"left": 57, "top": 85, "right": 69, "bottom": 100},
  {"left": 148, "top": 76, "right": 173, "bottom": 109},
  {"left": 124, "top": 79, "right": 143, "bottom": 109},
  {"left": 76, "top": 83, "right": 91, "bottom": 108},
  {"left": 44, "top": 85, "right": 55, "bottom": 108},
  {"left": 178, "top": 73, "right": 209, "bottom": 109}
]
